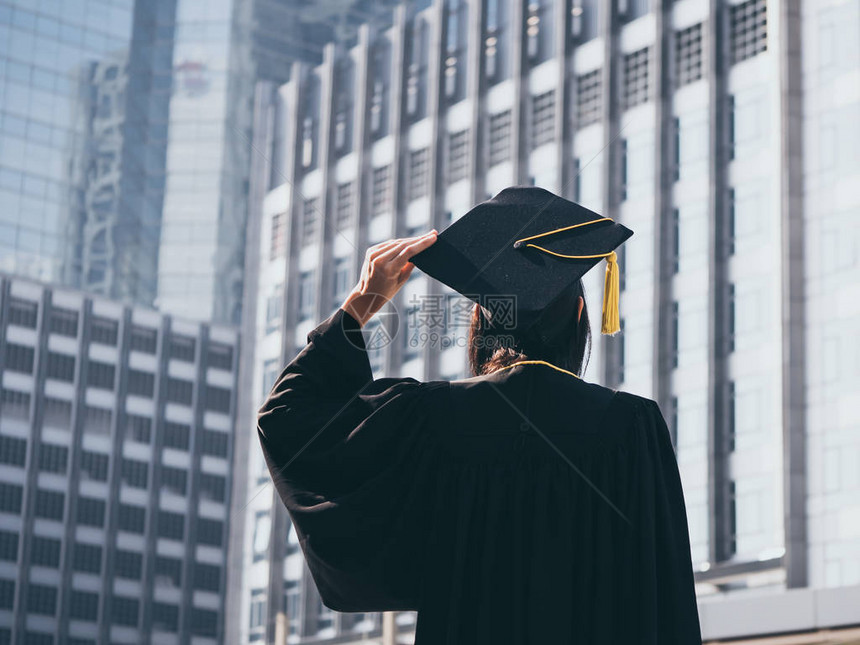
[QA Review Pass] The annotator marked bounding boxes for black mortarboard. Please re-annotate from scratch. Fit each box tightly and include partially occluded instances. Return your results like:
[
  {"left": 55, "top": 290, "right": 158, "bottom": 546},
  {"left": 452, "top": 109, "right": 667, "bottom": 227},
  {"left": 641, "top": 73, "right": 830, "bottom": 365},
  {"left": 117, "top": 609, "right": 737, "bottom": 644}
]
[{"left": 409, "top": 186, "right": 634, "bottom": 344}]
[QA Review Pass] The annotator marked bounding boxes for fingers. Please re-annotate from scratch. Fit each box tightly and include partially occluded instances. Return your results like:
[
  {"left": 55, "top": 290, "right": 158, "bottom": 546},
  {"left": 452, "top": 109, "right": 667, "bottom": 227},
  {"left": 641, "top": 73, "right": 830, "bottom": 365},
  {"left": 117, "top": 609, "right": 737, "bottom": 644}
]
[
  {"left": 377, "top": 230, "right": 437, "bottom": 265},
  {"left": 396, "top": 232, "right": 437, "bottom": 262}
]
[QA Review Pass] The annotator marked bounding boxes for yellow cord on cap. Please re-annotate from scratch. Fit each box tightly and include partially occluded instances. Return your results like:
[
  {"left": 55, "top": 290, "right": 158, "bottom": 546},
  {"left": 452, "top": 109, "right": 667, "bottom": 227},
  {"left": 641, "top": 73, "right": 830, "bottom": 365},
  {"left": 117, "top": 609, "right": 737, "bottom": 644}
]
[{"left": 512, "top": 216, "right": 622, "bottom": 336}]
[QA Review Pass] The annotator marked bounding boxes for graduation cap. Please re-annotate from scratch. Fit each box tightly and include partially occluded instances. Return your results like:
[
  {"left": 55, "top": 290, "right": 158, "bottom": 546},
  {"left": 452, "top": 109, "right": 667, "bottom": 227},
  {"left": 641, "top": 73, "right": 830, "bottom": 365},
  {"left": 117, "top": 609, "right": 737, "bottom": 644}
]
[{"left": 409, "top": 186, "right": 634, "bottom": 345}]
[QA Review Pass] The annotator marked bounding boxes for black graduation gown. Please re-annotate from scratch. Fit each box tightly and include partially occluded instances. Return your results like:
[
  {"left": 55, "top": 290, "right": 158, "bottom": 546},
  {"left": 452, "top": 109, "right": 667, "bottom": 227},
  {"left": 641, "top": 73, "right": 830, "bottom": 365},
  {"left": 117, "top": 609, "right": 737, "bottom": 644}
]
[{"left": 257, "top": 307, "right": 703, "bottom": 644}]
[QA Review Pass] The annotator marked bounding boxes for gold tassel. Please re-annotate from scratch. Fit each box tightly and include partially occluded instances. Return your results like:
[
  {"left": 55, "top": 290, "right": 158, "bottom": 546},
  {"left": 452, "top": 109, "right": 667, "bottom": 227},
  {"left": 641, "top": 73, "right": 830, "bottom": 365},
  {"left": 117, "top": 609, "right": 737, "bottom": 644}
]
[{"left": 601, "top": 251, "right": 621, "bottom": 335}]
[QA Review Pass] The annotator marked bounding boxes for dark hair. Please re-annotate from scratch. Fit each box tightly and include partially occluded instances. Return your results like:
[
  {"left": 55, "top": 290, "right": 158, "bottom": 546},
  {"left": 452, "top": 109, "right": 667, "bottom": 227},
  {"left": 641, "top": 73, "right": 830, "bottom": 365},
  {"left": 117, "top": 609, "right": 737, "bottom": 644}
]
[{"left": 467, "top": 279, "right": 592, "bottom": 378}]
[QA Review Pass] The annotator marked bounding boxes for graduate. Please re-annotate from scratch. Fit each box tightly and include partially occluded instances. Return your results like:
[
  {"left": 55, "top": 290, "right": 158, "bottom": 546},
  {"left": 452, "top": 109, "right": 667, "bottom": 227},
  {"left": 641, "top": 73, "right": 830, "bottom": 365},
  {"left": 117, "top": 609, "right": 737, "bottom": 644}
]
[{"left": 257, "top": 186, "right": 703, "bottom": 643}]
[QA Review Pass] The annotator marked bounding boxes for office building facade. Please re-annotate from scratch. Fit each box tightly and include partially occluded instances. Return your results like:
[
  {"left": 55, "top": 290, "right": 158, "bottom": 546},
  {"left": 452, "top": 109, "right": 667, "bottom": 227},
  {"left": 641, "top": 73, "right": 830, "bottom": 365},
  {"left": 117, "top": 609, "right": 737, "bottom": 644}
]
[
  {"left": 0, "top": 272, "right": 240, "bottom": 644},
  {"left": 237, "top": 0, "right": 860, "bottom": 642}
]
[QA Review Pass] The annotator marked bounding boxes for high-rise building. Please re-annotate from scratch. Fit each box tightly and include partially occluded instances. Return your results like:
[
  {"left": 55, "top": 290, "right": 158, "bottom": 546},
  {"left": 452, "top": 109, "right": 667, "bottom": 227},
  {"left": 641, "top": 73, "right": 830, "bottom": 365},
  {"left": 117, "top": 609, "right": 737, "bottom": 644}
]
[
  {"left": 0, "top": 0, "right": 399, "bottom": 327},
  {"left": 0, "top": 271, "right": 240, "bottom": 644},
  {"left": 236, "top": 0, "right": 860, "bottom": 643}
]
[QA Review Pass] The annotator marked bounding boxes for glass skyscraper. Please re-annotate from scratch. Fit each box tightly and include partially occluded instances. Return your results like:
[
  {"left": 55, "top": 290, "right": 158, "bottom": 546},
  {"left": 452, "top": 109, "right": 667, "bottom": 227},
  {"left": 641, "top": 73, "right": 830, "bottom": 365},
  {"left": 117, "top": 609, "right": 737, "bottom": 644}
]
[{"left": 0, "top": 0, "right": 172, "bottom": 313}]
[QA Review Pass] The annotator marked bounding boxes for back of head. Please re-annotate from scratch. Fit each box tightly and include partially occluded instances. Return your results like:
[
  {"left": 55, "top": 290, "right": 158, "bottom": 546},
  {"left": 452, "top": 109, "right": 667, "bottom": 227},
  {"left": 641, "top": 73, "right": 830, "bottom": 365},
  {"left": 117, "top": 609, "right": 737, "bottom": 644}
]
[{"left": 467, "top": 279, "right": 593, "bottom": 378}]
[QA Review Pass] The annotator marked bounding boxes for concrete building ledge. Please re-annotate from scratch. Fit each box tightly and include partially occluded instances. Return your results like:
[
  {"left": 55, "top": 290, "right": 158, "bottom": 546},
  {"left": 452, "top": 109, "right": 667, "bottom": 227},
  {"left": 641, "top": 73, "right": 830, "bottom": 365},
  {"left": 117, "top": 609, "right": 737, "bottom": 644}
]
[{"left": 699, "top": 585, "right": 860, "bottom": 641}]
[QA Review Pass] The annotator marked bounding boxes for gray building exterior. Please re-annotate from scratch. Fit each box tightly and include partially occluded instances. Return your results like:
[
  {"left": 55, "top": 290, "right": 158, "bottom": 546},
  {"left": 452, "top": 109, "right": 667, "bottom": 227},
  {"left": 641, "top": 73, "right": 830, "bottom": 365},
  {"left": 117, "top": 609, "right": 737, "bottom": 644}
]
[
  {"left": 236, "top": 0, "right": 860, "bottom": 643},
  {"left": 0, "top": 272, "right": 240, "bottom": 644}
]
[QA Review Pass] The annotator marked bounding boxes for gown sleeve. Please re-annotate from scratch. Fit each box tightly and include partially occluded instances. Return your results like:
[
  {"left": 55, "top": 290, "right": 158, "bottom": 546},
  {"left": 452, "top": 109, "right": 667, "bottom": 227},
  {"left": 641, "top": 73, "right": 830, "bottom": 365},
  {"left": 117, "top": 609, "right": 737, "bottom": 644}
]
[
  {"left": 632, "top": 395, "right": 702, "bottom": 643},
  {"left": 256, "top": 307, "right": 443, "bottom": 613}
]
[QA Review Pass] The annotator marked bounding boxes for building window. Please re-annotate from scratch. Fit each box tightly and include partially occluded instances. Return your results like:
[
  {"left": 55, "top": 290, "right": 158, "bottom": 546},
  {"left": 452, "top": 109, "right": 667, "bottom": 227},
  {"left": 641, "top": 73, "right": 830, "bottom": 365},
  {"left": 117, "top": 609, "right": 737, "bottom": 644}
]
[
  {"left": 196, "top": 518, "right": 223, "bottom": 547},
  {"left": 27, "top": 584, "right": 57, "bottom": 616},
  {"left": 727, "top": 380, "right": 736, "bottom": 453},
  {"left": 335, "top": 182, "right": 355, "bottom": 232},
  {"left": 270, "top": 212, "right": 287, "bottom": 260},
  {"left": 447, "top": 130, "right": 470, "bottom": 185},
  {"left": 676, "top": 23, "right": 703, "bottom": 86},
  {"left": 301, "top": 112, "right": 317, "bottom": 169},
  {"left": 200, "top": 473, "right": 227, "bottom": 503},
  {"left": 371, "top": 165, "right": 392, "bottom": 216},
  {"left": 72, "top": 542, "right": 102, "bottom": 574},
  {"left": 285, "top": 580, "right": 300, "bottom": 634},
  {"left": 161, "top": 466, "right": 187, "bottom": 496},
  {"left": 484, "top": 0, "right": 510, "bottom": 83},
  {"left": 69, "top": 590, "right": 99, "bottom": 622},
  {"left": 576, "top": 69, "right": 602, "bottom": 127},
  {"left": 38, "top": 443, "right": 68, "bottom": 474},
  {"left": 76, "top": 497, "right": 106, "bottom": 527},
  {"left": 730, "top": 0, "right": 767, "bottom": 64},
  {"left": 30, "top": 536, "right": 61, "bottom": 568},
  {"left": 333, "top": 257, "right": 352, "bottom": 308},
  {"left": 0, "top": 436, "right": 26, "bottom": 467},
  {"left": 619, "top": 139, "right": 628, "bottom": 202},
  {"left": 408, "top": 148, "right": 430, "bottom": 201},
  {"left": 265, "top": 286, "right": 283, "bottom": 335},
  {"left": 86, "top": 360, "right": 115, "bottom": 391},
  {"left": 405, "top": 18, "right": 428, "bottom": 121},
  {"left": 315, "top": 595, "right": 335, "bottom": 634},
  {"left": 111, "top": 596, "right": 139, "bottom": 627},
  {"left": 163, "top": 422, "right": 190, "bottom": 450},
  {"left": 0, "top": 483, "right": 23, "bottom": 513},
  {"left": 298, "top": 271, "right": 316, "bottom": 321},
  {"left": 253, "top": 513, "right": 271, "bottom": 563},
  {"left": 250, "top": 588, "right": 267, "bottom": 630},
  {"left": 671, "top": 300, "right": 680, "bottom": 368},
  {"left": 444, "top": 0, "right": 468, "bottom": 101},
  {"left": 728, "top": 282, "right": 736, "bottom": 353},
  {"left": 168, "top": 335, "right": 196, "bottom": 362},
  {"left": 623, "top": 47, "right": 650, "bottom": 109},
  {"left": 5, "top": 343, "right": 35, "bottom": 374},
  {"left": 205, "top": 385, "right": 231, "bottom": 414},
  {"left": 200, "top": 429, "right": 229, "bottom": 458},
  {"left": 121, "top": 458, "right": 148, "bottom": 489},
  {"left": 207, "top": 342, "right": 233, "bottom": 371},
  {"left": 0, "top": 579, "right": 14, "bottom": 611},
  {"left": 531, "top": 90, "right": 556, "bottom": 150},
  {"left": 727, "top": 187, "right": 736, "bottom": 256},
  {"left": 34, "top": 489, "right": 64, "bottom": 520},
  {"left": 127, "top": 369, "right": 155, "bottom": 398},
  {"left": 672, "top": 208, "right": 680, "bottom": 273},
  {"left": 334, "top": 62, "right": 354, "bottom": 154},
  {"left": 488, "top": 110, "right": 512, "bottom": 167},
  {"left": 115, "top": 550, "right": 143, "bottom": 580},
  {"left": 191, "top": 608, "right": 218, "bottom": 638},
  {"left": 8, "top": 297, "right": 38, "bottom": 328},
  {"left": 618, "top": 243, "right": 627, "bottom": 292},
  {"left": 0, "top": 530, "right": 19, "bottom": 561},
  {"left": 80, "top": 451, "right": 109, "bottom": 482},
  {"left": 90, "top": 316, "right": 118, "bottom": 346},
  {"left": 193, "top": 563, "right": 221, "bottom": 592},
  {"left": 83, "top": 405, "right": 112, "bottom": 436},
  {"left": 301, "top": 197, "right": 320, "bottom": 247},
  {"left": 166, "top": 377, "right": 193, "bottom": 405},
  {"left": 157, "top": 511, "right": 185, "bottom": 541},
  {"left": 42, "top": 397, "right": 71, "bottom": 430},
  {"left": 130, "top": 326, "right": 157, "bottom": 353},
  {"left": 49, "top": 307, "right": 79, "bottom": 337},
  {"left": 152, "top": 602, "right": 180, "bottom": 632},
  {"left": 46, "top": 351, "right": 75, "bottom": 382},
  {"left": 0, "top": 388, "right": 30, "bottom": 421},
  {"left": 155, "top": 556, "right": 182, "bottom": 587},
  {"left": 117, "top": 504, "right": 146, "bottom": 533},
  {"left": 369, "top": 42, "right": 391, "bottom": 138}
]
